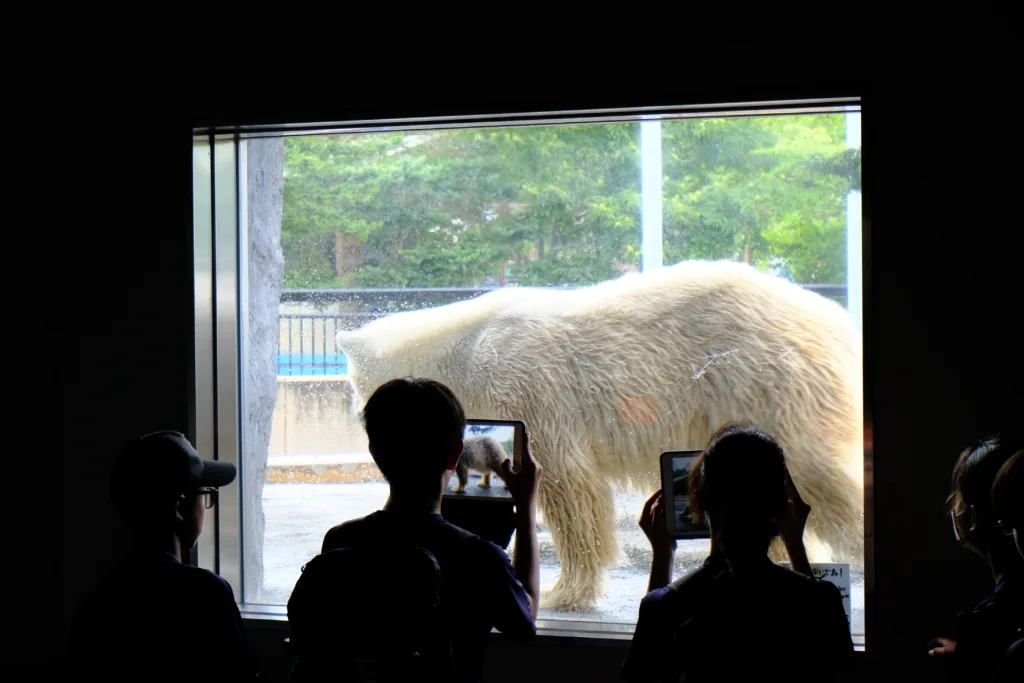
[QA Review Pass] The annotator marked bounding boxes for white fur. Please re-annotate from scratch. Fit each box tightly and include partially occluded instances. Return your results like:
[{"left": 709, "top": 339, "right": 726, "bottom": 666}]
[{"left": 338, "top": 261, "right": 863, "bottom": 609}]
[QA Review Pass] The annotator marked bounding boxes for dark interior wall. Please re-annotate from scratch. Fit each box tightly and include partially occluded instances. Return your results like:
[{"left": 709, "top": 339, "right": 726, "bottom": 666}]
[
  {"left": 46, "top": 59, "right": 1022, "bottom": 679},
  {"left": 58, "top": 79, "right": 196, "bottom": 637},
  {"left": 865, "top": 94, "right": 1023, "bottom": 675}
]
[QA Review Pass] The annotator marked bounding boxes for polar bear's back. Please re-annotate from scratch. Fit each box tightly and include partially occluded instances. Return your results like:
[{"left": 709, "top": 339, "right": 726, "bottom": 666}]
[
  {"left": 463, "top": 262, "right": 860, "bottom": 486},
  {"left": 495, "top": 261, "right": 853, "bottom": 348},
  {"left": 340, "top": 260, "right": 860, "bottom": 474}
]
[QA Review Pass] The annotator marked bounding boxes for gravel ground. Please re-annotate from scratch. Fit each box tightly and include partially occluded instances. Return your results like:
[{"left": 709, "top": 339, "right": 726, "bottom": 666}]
[{"left": 259, "top": 482, "right": 864, "bottom": 633}]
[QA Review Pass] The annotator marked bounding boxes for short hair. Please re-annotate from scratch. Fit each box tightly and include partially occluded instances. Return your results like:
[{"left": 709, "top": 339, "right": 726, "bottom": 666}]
[
  {"left": 949, "top": 436, "right": 1020, "bottom": 540},
  {"left": 992, "top": 450, "right": 1022, "bottom": 533},
  {"left": 361, "top": 378, "right": 466, "bottom": 489},
  {"left": 689, "top": 423, "right": 788, "bottom": 552}
]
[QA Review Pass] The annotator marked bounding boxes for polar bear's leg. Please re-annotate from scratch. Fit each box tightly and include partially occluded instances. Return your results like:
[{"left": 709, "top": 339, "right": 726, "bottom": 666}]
[
  {"left": 800, "top": 531, "right": 833, "bottom": 563},
  {"left": 768, "top": 530, "right": 832, "bottom": 565},
  {"left": 536, "top": 454, "right": 618, "bottom": 610},
  {"left": 806, "top": 466, "right": 862, "bottom": 564},
  {"left": 453, "top": 458, "right": 468, "bottom": 493},
  {"left": 772, "top": 439, "right": 864, "bottom": 567}
]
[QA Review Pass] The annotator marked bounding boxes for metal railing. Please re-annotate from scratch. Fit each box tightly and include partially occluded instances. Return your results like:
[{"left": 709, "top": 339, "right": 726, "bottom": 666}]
[
  {"left": 276, "top": 284, "right": 848, "bottom": 376},
  {"left": 277, "top": 315, "right": 351, "bottom": 376},
  {"left": 276, "top": 289, "right": 501, "bottom": 376}
]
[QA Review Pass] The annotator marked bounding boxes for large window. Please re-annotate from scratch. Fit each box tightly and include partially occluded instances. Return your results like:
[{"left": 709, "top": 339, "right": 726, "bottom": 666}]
[{"left": 193, "top": 102, "right": 865, "bottom": 640}]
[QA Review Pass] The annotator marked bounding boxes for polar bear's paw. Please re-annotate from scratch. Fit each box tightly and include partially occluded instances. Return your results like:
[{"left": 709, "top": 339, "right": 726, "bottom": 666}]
[{"left": 540, "top": 580, "right": 599, "bottom": 611}]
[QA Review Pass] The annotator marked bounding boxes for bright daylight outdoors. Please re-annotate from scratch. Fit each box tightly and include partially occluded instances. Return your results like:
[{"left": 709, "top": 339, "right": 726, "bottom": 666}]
[{"left": 238, "top": 111, "right": 864, "bottom": 633}]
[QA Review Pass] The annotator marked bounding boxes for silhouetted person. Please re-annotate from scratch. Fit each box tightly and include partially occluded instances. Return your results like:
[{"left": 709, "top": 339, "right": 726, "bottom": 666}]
[
  {"left": 929, "top": 438, "right": 1023, "bottom": 682},
  {"left": 992, "top": 451, "right": 1023, "bottom": 557},
  {"left": 68, "top": 431, "right": 251, "bottom": 682},
  {"left": 319, "top": 378, "right": 540, "bottom": 683},
  {"left": 992, "top": 449, "right": 1022, "bottom": 683},
  {"left": 623, "top": 424, "right": 853, "bottom": 683}
]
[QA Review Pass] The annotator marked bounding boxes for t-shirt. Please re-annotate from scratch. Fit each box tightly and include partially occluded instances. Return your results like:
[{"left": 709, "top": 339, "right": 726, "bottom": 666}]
[
  {"left": 321, "top": 510, "right": 535, "bottom": 682},
  {"left": 993, "top": 637, "right": 1023, "bottom": 683},
  {"left": 952, "top": 574, "right": 1023, "bottom": 683},
  {"left": 68, "top": 548, "right": 252, "bottom": 682},
  {"left": 622, "top": 555, "right": 854, "bottom": 683}
]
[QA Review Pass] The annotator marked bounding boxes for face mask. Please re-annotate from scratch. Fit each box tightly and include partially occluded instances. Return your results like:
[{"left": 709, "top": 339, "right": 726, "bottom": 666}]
[
  {"left": 996, "top": 517, "right": 1023, "bottom": 560},
  {"left": 951, "top": 508, "right": 983, "bottom": 556}
]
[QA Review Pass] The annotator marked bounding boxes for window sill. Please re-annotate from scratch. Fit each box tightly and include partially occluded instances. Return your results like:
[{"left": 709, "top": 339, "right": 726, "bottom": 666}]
[
  {"left": 240, "top": 603, "right": 631, "bottom": 640},
  {"left": 239, "top": 603, "right": 863, "bottom": 649},
  {"left": 240, "top": 603, "right": 288, "bottom": 621}
]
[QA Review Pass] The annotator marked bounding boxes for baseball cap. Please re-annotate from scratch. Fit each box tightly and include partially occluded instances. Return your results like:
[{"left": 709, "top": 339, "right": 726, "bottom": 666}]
[{"left": 110, "top": 430, "right": 236, "bottom": 521}]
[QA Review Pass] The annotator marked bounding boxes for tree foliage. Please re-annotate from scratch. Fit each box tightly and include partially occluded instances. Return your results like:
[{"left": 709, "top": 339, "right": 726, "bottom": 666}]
[{"left": 280, "top": 115, "right": 860, "bottom": 289}]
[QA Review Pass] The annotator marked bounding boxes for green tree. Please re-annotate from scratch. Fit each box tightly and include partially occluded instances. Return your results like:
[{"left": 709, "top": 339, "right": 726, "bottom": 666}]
[
  {"left": 662, "top": 115, "right": 858, "bottom": 283},
  {"left": 280, "top": 114, "right": 860, "bottom": 290}
]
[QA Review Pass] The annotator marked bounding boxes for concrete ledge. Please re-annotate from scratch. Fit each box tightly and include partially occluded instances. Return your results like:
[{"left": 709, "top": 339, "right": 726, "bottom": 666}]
[
  {"left": 269, "top": 376, "right": 367, "bottom": 457},
  {"left": 265, "top": 461, "right": 384, "bottom": 484},
  {"left": 268, "top": 453, "right": 372, "bottom": 467}
]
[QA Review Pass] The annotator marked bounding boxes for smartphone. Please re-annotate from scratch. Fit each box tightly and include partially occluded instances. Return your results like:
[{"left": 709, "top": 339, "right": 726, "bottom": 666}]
[{"left": 660, "top": 450, "right": 711, "bottom": 539}]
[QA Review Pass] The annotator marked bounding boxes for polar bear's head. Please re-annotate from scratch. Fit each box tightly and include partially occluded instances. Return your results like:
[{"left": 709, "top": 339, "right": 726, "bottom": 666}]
[
  {"left": 336, "top": 290, "right": 525, "bottom": 410},
  {"left": 336, "top": 328, "right": 415, "bottom": 411}
]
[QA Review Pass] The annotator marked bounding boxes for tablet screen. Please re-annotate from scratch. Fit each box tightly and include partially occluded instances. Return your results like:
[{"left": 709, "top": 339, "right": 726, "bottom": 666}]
[
  {"left": 443, "top": 419, "right": 524, "bottom": 501},
  {"left": 661, "top": 450, "right": 711, "bottom": 538}
]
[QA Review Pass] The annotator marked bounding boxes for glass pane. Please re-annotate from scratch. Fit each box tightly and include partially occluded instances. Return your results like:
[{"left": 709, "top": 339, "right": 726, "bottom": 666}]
[{"left": 243, "top": 113, "right": 864, "bottom": 634}]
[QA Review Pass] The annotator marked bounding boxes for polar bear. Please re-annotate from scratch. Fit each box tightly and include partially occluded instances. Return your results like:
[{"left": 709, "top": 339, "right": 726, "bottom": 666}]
[
  {"left": 454, "top": 436, "right": 509, "bottom": 492},
  {"left": 337, "top": 261, "right": 863, "bottom": 610}
]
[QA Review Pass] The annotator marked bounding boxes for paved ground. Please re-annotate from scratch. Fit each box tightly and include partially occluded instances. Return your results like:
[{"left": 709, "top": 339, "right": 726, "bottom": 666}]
[{"left": 260, "top": 481, "right": 865, "bottom": 632}]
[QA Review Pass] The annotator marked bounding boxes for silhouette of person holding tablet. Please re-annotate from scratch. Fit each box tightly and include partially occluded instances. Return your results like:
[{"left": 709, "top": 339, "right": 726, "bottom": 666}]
[
  {"left": 623, "top": 424, "right": 853, "bottom": 682},
  {"left": 319, "top": 378, "right": 540, "bottom": 683}
]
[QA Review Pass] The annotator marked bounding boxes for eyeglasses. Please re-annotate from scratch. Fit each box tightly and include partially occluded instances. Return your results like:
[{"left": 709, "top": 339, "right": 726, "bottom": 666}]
[{"left": 196, "top": 487, "right": 218, "bottom": 510}]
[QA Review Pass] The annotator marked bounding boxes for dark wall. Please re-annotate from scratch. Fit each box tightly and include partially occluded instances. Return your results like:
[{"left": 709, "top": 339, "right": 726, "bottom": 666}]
[
  {"left": 48, "top": 59, "right": 1022, "bottom": 679},
  {"left": 57, "top": 73, "right": 197, "bottom": 653},
  {"left": 865, "top": 88, "right": 1023, "bottom": 676}
]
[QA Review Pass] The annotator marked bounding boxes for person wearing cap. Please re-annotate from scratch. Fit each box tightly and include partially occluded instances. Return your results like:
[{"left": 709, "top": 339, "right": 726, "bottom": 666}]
[{"left": 68, "top": 430, "right": 253, "bottom": 681}]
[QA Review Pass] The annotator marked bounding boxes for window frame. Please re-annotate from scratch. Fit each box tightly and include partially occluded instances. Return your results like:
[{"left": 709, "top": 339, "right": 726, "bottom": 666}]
[{"left": 192, "top": 99, "right": 871, "bottom": 646}]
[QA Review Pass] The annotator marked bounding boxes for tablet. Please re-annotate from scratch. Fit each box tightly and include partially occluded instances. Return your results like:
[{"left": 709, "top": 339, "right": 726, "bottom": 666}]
[
  {"left": 660, "top": 450, "right": 711, "bottom": 539},
  {"left": 443, "top": 419, "right": 525, "bottom": 502},
  {"left": 441, "top": 419, "right": 524, "bottom": 550}
]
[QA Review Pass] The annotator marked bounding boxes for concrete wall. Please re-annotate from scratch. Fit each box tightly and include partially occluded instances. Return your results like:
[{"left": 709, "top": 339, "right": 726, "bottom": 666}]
[
  {"left": 243, "top": 137, "right": 286, "bottom": 603},
  {"left": 268, "top": 377, "right": 368, "bottom": 457}
]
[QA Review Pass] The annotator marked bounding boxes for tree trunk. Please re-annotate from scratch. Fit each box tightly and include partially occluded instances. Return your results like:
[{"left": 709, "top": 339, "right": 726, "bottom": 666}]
[
  {"left": 243, "top": 138, "right": 285, "bottom": 603},
  {"left": 743, "top": 220, "right": 751, "bottom": 264}
]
